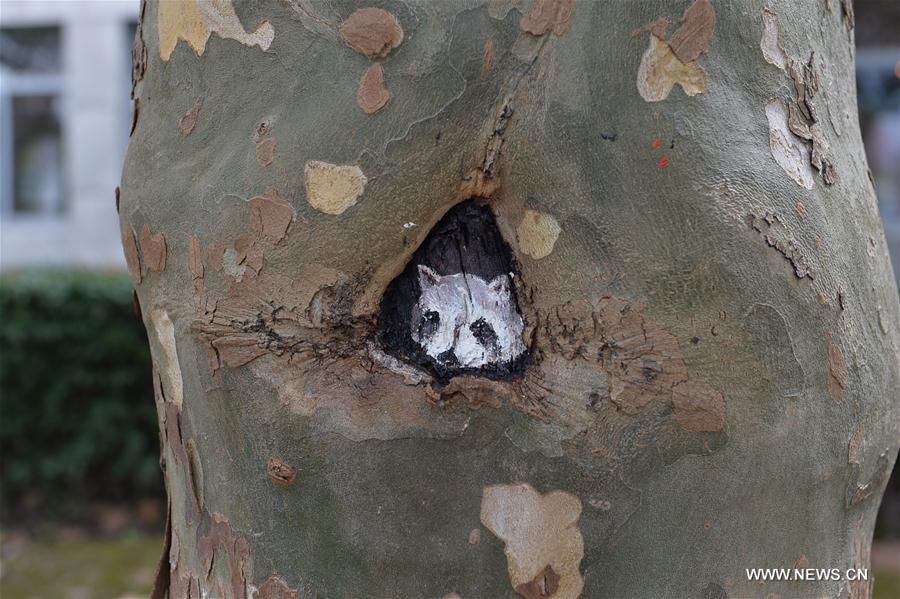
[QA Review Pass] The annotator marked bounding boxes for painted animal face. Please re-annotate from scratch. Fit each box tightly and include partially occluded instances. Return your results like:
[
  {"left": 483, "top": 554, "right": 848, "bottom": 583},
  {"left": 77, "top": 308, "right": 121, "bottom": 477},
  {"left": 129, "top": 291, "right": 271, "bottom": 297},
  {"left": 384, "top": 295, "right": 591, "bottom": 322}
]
[{"left": 410, "top": 265, "right": 526, "bottom": 368}]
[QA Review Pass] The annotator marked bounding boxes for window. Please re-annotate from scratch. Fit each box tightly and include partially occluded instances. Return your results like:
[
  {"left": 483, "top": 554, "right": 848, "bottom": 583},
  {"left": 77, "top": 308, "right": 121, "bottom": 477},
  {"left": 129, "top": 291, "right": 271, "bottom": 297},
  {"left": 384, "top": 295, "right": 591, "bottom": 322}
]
[{"left": 0, "top": 26, "right": 64, "bottom": 216}]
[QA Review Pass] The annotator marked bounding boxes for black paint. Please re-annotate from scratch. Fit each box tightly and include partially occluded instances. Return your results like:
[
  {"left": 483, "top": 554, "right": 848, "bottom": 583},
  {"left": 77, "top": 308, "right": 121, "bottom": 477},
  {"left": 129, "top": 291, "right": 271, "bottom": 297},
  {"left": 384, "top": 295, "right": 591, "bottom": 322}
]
[{"left": 377, "top": 200, "right": 528, "bottom": 383}]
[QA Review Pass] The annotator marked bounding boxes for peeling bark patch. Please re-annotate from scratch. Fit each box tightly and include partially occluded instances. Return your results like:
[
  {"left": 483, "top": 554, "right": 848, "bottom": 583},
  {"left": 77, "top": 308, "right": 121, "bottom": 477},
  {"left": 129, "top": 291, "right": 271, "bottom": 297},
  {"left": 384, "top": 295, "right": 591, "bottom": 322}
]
[
  {"left": 303, "top": 161, "right": 367, "bottom": 215},
  {"left": 786, "top": 55, "right": 837, "bottom": 185},
  {"left": 840, "top": 0, "right": 855, "bottom": 31},
  {"left": 847, "top": 452, "right": 891, "bottom": 508},
  {"left": 515, "top": 565, "right": 560, "bottom": 598},
  {"left": 249, "top": 189, "right": 294, "bottom": 242},
  {"left": 481, "top": 40, "right": 495, "bottom": 79},
  {"left": 760, "top": 9, "right": 786, "bottom": 70},
  {"left": 825, "top": 332, "right": 848, "bottom": 402},
  {"left": 130, "top": 98, "right": 139, "bottom": 137},
  {"left": 537, "top": 296, "right": 727, "bottom": 438},
  {"left": 517, "top": 210, "right": 561, "bottom": 260},
  {"left": 747, "top": 212, "right": 814, "bottom": 279},
  {"left": 480, "top": 483, "right": 584, "bottom": 599},
  {"left": 637, "top": 35, "right": 707, "bottom": 102},
  {"left": 131, "top": 7, "right": 147, "bottom": 90},
  {"left": 520, "top": 0, "right": 575, "bottom": 37},
  {"left": 197, "top": 513, "right": 251, "bottom": 599},
  {"left": 255, "top": 137, "right": 277, "bottom": 167},
  {"left": 765, "top": 99, "right": 815, "bottom": 189},
  {"left": 339, "top": 8, "right": 403, "bottom": 58},
  {"left": 212, "top": 336, "right": 268, "bottom": 368},
  {"left": 189, "top": 237, "right": 204, "bottom": 280},
  {"left": 139, "top": 224, "right": 167, "bottom": 273},
  {"left": 179, "top": 99, "right": 202, "bottom": 137},
  {"left": 356, "top": 63, "right": 391, "bottom": 114},
  {"left": 151, "top": 309, "right": 184, "bottom": 409},
  {"left": 266, "top": 458, "right": 296, "bottom": 487},
  {"left": 671, "top": 379, "right": 725, "bottom": 432},
  {"left": 634, "top": 0, "right": 714, "bottom": 101},
  {"left": 254, "top": 576, "right": 297, "bottom": 599},
  {"left": 158, "top": 0, "right": 275, "bottom": 62},
  {"left": 122, "top": 225, "right": 142, "bottom": 285},
  {"left": 666, "top": 0, "right": 715, "bottom": 63}
]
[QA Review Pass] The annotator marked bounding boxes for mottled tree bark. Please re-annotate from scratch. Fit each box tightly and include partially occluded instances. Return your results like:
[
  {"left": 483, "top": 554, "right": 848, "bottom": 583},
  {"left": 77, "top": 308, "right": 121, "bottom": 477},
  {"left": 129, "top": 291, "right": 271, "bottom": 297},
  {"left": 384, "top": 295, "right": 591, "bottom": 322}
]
[{"left": 121, "top": 1, "right": 899, "bottom": 597}]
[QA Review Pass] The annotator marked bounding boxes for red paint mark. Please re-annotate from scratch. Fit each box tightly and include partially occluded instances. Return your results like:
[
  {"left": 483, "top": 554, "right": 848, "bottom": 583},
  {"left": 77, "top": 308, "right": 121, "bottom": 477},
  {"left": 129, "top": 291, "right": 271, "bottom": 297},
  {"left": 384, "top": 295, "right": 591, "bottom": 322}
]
[
  {"left": 657, "top": 157, "right": 670, "bottom": 168},
  {"left": 652, "top": 138, "right": 661, "bottom": 149}
]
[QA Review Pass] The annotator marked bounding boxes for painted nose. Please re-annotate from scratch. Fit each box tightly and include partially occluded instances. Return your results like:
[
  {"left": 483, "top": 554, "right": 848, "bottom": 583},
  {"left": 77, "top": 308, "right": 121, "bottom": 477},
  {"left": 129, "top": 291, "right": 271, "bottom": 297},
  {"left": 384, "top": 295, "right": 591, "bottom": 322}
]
[{"left": 436, "top": 349, "right": 458, "bottom": 366}]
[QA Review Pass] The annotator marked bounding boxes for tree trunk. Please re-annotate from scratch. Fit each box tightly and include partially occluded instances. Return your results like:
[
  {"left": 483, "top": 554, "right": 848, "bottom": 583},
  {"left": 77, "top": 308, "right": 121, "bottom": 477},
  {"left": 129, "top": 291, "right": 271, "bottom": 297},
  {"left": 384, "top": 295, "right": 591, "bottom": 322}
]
[{"left": 121, "top": 1, "right": 899, "bottom": 597}]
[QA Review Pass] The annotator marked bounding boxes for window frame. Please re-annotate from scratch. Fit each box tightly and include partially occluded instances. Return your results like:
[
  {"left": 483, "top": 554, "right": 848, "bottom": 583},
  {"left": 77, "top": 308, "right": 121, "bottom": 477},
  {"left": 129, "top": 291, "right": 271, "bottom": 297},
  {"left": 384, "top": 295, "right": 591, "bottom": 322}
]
[{"left": 0, "top": 25, "right": 66, "bottom": 221}]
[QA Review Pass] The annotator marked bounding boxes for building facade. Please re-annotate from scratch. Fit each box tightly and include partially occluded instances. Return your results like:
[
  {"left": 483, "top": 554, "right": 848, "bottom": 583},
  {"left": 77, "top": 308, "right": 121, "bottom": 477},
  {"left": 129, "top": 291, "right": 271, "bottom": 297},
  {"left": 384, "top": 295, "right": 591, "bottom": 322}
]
[{"left": 1, "top": 0, "right": 137, "bottom": 270}]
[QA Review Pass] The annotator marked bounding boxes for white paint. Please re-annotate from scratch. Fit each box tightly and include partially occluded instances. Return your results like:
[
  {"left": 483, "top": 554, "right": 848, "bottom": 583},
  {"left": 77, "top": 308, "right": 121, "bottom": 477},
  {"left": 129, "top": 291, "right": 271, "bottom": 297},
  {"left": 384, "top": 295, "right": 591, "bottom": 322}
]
[
  {"left": 765, "top": 99, "right": 815, "bottom": 190},
  {"left": 411, "top": 266, "right": 526, "bottom": 368},
  {"left": 151, "top": 309, "right": 184, "bottom": 408}
]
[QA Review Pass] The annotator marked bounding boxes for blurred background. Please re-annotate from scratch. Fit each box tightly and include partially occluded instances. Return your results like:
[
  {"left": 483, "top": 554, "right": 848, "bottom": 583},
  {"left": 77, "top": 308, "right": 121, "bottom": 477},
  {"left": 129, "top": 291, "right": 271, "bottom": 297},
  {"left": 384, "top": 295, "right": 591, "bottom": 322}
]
[{"left": 0, "top": 1, "right": 897, "bottom": 597}]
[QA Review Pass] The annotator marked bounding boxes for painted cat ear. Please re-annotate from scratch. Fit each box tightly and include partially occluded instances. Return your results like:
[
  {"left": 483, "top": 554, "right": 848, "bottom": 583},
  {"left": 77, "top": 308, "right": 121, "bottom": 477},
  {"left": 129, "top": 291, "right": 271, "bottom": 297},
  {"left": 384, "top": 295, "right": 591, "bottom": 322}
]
[
  {"left": 418, "top": 265, "right": 441, "bottom": 289},
  {"left": 488, "top": 274, "right": 510, "bottom": 295}
]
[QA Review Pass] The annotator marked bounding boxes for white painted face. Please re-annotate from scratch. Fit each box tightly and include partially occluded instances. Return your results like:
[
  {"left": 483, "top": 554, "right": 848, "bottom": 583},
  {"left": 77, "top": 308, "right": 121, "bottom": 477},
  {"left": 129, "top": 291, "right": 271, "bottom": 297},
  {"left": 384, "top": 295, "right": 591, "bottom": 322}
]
[{"left": 410, "top": 265, "right": 526, "bottom": 368}]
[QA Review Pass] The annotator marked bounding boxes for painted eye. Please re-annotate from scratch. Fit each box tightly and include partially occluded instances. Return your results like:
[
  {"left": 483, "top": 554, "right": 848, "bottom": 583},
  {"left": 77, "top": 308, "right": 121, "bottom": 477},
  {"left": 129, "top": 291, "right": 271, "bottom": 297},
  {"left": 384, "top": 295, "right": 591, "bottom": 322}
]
[
  {"left": 469, "top": 318, "right": 498, "bottom": 349},
  {"left": 418, "top": 310, "right": 440, "bottom": 338}
]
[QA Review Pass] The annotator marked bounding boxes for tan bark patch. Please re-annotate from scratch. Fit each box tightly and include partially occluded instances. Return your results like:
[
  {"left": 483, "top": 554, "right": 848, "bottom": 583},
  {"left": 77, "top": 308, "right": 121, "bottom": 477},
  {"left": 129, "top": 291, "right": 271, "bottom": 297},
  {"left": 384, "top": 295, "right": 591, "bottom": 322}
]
[
  {"left": 151, "top": 309, "right": 184, "bottom": 409},
  {"left": 339, "top": 7, "right": 403, "bottom": 58},
  {"left": 481, "top": 40, "right": 495, "bottom": 79},
  {"left": 122, "top": 225, "right": 142, "bottom": 285},
  {"left": 480, "top": 483, "right": 584, "bottom": 599},
  {"left": 139, "top": 224, "right": 167, "bottom": 273},
  {"left": 303, "top": 161, "right": 367, "bottom": 215},
  {"left": 188, "top": 236, "right": 204, "bottom": 280},
  {"left": 158, "top": 0, "right": 275, "bottom": 62},
  {"left": 206, "top": 241, "right": 225, "bottom": 272},
  {"left": 765, "top": 99, "right": 815, "bottom": 189},
  {"left": 468, "top": 528, "right": 481, "bottom": 545},
  {"left": 255, "top": 137, "right": 277, "bottom": 167},
  {"left": 517, "top": 209, "right": 561, "bottom": 260},
  {"left": 254, "top": 576, "right": 297, "bottom": 599},
  {"left": 433, "top": 375, "right": 509, "bottom": 409},
  {"left": 760, "top": 8, "right": 786, "bottom": 70},
  {"left": 249, "top": 189, "right": 294, "bottom": 242},
  {"left": 266, "top": 458, "right": 297, "bottom": 487},
  {"left": 520, "top": 0, "right": 575, "bottom": 37},
  {"left": 179, "top": 99, "right": 202, "bottom": 137},
  {"left": 667, "top": 0, "right": 715, "bottom": 63},
  {"left": 825, "top": 332, "right": 848, "bottom": 402},
  {"left": 671, "top": 379, "right": 726, "bottom": 432},
  {"left": 356, "top": 63, "right": 392, "bottom": 114},
  {"left": 637, "top": 35, "right": 707, "bottom": 102}
]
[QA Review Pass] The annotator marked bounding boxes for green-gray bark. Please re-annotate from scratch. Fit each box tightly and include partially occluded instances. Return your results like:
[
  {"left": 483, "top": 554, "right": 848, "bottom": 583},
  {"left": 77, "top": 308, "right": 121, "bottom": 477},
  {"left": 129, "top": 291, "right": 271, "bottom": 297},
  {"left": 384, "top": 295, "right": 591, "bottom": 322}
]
[{"left": 121, "top": 1, "right": 899, "bottom": 597}]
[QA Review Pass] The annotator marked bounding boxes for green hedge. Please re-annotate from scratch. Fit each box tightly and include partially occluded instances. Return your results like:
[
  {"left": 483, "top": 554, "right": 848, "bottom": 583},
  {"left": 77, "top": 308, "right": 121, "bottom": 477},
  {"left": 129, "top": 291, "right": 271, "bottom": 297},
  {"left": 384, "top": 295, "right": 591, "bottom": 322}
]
[{"left": 0, "top": 270, "right": 162, "bottom": 520}]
